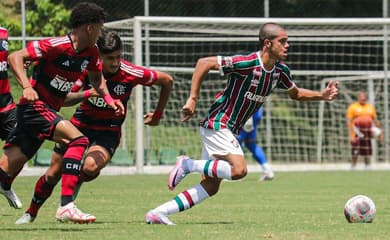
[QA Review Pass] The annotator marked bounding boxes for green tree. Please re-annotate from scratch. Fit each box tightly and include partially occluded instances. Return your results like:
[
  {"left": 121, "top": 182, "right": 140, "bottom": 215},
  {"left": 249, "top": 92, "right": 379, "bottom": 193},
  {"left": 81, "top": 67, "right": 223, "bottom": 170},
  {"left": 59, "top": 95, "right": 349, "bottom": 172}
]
[{"left": 26, "top": 0, "right": 70, "bottom": 36}]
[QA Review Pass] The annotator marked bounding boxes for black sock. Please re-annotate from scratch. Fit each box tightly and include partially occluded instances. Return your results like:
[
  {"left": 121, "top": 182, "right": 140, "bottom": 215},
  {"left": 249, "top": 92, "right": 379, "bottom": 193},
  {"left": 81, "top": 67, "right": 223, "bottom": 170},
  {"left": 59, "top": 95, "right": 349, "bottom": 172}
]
[{"left": 0, "top": 168, "right": 12, "bottom": 190}]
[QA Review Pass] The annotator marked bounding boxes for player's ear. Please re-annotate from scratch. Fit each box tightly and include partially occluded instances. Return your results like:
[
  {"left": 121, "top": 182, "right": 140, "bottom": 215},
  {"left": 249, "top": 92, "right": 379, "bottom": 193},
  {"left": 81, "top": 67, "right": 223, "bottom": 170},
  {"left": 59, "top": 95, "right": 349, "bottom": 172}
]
[{"left": 265, "top": 39, "right": 272, "bottom": 48}]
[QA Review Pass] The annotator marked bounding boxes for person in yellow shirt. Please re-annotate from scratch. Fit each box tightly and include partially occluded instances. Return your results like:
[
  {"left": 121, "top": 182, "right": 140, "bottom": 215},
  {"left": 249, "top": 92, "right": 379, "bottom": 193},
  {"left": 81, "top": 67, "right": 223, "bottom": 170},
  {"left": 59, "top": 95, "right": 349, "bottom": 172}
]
[{"left": 346, "top": 91, "right": 383, "bottom": 169}]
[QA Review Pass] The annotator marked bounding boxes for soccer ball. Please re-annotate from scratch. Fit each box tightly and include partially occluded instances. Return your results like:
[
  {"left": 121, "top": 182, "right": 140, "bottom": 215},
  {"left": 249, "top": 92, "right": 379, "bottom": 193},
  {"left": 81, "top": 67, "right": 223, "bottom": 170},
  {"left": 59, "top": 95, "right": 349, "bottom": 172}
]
[
  {"left": 344, "top": 195, "right": 376, "bottom": 223},
  {"left": 371, "top": 126, "right": 382, "bottom": 138}
]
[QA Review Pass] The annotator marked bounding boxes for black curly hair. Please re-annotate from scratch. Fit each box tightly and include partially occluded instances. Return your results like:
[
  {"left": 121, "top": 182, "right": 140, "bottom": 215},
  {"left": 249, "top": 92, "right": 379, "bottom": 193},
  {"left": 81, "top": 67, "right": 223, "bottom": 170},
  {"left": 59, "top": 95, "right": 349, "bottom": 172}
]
[
  {"left": 70, "top": 2, "right": 106, "bottom": 28},
  {"left": 97, "top": 30, "right": 122, "bottom": 54}
]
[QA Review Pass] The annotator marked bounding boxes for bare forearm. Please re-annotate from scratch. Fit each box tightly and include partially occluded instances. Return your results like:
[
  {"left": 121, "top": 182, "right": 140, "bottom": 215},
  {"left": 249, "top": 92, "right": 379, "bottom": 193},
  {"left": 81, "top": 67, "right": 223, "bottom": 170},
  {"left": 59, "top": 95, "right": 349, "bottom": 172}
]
[
  {"left": 294, "top": 88, "right": 324, "bottom": 101},
  {"left": 190, "top": 57, "right": 218, "bottom": 100},
  {"left": 64, "top": 92, "right": 85, "bottom": 106},
  {"left": 155, "top": 82, "right": 172, "bottom": 113},
  {"left": 8, "top": 51, "right": 31, "bottom": 89}
]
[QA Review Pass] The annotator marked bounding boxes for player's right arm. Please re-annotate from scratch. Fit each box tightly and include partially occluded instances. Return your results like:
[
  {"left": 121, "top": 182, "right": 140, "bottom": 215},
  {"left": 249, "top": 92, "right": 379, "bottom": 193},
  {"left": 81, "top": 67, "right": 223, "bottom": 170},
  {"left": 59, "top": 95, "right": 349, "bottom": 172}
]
[
  {"left": 346, "top": 105, "right": 355, "bottom": 143},
  {"left": 182, "top": 56, "right": 219, "bottom": 122},
  {"left": 8, "top": 48, "right": 38, "bottom": 101}
]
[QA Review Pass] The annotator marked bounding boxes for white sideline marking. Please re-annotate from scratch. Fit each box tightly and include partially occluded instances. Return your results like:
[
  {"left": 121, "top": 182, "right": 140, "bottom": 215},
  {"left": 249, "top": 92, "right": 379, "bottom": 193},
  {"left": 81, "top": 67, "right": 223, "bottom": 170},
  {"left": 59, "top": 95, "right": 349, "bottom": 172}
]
[{"left": 19, "top": 163, "right": 390, "bottom": 176}]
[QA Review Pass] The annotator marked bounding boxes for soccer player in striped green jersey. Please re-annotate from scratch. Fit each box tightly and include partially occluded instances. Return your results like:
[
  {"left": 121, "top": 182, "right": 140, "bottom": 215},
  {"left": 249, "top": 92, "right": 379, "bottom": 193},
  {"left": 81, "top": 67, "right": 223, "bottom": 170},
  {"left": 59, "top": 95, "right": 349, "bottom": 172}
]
[{"left": 146, "top": 22, "right": 339, "bottom": 225}]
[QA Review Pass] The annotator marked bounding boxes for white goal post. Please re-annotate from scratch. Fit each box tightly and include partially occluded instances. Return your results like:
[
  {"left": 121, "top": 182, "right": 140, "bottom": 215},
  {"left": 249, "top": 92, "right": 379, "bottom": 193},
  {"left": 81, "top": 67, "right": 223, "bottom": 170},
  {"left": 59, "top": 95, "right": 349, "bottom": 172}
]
[{"left": 105, "top": 17, "right": 390, "bottom": 172}]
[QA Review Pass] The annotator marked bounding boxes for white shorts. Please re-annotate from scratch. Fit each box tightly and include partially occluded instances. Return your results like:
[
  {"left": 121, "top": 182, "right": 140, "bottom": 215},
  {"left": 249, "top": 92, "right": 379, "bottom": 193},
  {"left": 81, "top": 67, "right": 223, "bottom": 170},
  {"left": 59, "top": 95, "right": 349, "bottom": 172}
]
[{"left": 199, "top": 126, "right": 243, "bottom": 160}]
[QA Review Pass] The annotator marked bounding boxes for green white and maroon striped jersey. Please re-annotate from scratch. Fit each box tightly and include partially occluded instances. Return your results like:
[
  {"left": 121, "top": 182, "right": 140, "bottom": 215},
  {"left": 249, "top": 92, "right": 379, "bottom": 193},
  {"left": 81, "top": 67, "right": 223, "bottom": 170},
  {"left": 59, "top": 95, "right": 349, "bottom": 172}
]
[{"left": 200, "top": 51, "right": 295, "bottom": 134}]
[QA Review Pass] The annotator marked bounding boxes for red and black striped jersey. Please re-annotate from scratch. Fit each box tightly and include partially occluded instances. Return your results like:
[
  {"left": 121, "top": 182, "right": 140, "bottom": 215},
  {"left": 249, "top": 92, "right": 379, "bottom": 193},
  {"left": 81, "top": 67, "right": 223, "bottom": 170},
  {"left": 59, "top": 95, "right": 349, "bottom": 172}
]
[
  {"left": 23, "top": 34, "right": 101, "bottom": 111},
  {"left": 0, "top": 27, "right": 15, "bottom": 113},
  {"left": 71, "top": 59, "right": 158, "bottom": 132}
]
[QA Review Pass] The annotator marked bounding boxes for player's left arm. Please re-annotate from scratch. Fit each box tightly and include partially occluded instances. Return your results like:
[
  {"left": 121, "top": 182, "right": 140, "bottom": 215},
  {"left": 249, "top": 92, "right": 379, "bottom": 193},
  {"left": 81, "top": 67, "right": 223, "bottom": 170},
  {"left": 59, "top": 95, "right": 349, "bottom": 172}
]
[
  {"left": 63, "top": 88, "right": 99, "bottom": 107},
  {"left": 288, "top": 80, "right": 339, "bottom": 101},
  {"left": 88, "top": 71, "right": 124, "bottom": 115},
  {"left": 144, "top": 71, "right": 173, "bottom": 126}
]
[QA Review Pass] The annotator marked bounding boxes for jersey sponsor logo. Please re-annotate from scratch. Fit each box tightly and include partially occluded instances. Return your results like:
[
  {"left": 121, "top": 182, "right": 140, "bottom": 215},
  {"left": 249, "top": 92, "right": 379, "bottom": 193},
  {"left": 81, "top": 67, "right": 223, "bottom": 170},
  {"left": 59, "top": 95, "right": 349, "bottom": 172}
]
[
  {"left": 0, "top": 61, "right": 7, "bottom": 72},
  {"left": 250, "top": 70, "right": 262, "bottom": 86},
  {"left": 113, "top": 84, "right": 126, "bottom": 95},
  {"left": 50, "top": 74, "right": 74, "bottom": 92},
  {"left": 88, "top": 97, "right": 107, "bottom": 108},
  {"left": 65, "top": 162, "right": 81, "bottom": 171},
  {"left": 244, "top": 91, "right": 266, "bottom": 103}
]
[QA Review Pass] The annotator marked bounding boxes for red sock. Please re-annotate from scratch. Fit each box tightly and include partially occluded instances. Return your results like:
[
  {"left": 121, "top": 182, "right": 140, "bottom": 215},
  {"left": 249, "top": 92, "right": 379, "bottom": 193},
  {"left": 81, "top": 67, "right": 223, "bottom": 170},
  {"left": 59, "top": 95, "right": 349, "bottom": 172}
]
[
  {"left": 27, "top": 175, "right": 55, "bottom": 217},
  {"left": 61, "top": 136, "right": 89, "bottom": 206}
]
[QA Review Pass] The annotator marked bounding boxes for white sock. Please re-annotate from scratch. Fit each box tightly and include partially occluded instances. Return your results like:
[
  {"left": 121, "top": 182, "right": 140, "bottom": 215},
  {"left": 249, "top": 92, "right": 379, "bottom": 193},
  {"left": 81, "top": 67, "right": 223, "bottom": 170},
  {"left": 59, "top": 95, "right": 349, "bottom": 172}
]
[
  {"left": 261, "top": 163, "right": 273, "bottom": 174},
  {"left": 153, "top": 184, "right": 209, "bottom": 215},
  {"left": 188, "top": 159, "right": 232, "bottom": 180}
]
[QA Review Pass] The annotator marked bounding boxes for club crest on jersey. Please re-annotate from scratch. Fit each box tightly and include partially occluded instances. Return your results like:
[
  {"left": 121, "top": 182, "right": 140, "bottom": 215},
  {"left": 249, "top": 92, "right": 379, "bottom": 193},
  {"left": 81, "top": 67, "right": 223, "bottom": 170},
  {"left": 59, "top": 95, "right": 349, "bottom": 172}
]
[
  {"left": 231, "top": 138, "right": 240, "bottom": 148},
  {"left": 223, "top": 57, "right": 234, "bottom": 69},
  {"left": 50, "top": 74, "right": 73, "bottom": 92},
  {"left": 0, "top": 61, "right": 7, "bottom": 72},
  {"left": 1, "top": 40, "right": 8, "bottom": 51},
  {"left": 113, "top": 84, "right": 126, "bottom": 95},
  {"left": 80, "top": 60, "right": 89, "bottom": 72}
]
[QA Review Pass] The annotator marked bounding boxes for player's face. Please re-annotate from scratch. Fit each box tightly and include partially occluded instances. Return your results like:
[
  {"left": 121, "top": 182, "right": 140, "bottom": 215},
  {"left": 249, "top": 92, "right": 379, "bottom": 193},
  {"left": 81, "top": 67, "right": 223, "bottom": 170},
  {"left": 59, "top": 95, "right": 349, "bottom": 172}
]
[
  {"left": 86, "top": 22, "right": 104, "bottom": 47},
  {"left": 269, "top": 31, "right": 289, "bottom": 61},
  {"left": 357, "top": 92, "right": 367, "bottom": 104},
  {"left": 101, "top": 50, "right": 121, "bottom": 74}
]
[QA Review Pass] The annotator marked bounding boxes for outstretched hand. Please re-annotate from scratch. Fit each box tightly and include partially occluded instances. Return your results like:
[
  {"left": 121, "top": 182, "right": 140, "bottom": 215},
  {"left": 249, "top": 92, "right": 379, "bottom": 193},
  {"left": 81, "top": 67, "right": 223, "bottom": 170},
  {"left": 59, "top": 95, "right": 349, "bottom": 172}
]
[{"left": 322, "top": 80, "right": 339, "bottom": 101}]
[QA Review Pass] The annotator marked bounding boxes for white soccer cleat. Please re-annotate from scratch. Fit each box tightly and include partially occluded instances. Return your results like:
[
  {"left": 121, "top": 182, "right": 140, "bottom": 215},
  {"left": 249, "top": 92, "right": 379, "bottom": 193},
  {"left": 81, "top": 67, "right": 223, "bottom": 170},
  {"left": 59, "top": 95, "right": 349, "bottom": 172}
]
[
  {"left": 0, "top": 185, "right": 23, "bottom": 209},
  {"left": 168, "top": 155, "right": 190, "bottom": 191},
  {"left": 259, "top": 172, "right": 274, "bottom": 182},
  {"left": 15, "top": 212, "right": 35, "bottom": 225},
  {"left": 55, "top": 202, "right": 96, "bottom": 224},
  {"left": 145, "top": 211, "right": 175, "bottom": 225}
]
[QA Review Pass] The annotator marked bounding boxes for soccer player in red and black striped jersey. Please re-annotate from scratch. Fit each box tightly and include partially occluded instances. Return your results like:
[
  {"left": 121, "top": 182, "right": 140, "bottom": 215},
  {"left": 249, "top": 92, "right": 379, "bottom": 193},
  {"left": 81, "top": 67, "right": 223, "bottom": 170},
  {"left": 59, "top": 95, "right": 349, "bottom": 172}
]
[
  {"left": 0, "top": 27, "right": 22, "bottom": 209},
  {"left": 1, "top": 2, "right": 124, "bottom": 224},
  {"left": 15, "top": 30, "right": 173, "bottom": 224},
  {"left": 0, "top": 27, "right": 16, "bottom": 136},
  {"left": 146, "top": 22, "right": 339, "bottom": 225}
]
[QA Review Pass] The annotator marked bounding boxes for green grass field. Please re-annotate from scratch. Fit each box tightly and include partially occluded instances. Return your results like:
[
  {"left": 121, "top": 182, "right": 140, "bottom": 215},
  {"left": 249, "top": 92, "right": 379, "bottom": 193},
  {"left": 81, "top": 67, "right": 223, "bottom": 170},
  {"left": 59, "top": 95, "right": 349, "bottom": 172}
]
[{"left": 1, "top": 171, "right": 390, "bottom": 240}]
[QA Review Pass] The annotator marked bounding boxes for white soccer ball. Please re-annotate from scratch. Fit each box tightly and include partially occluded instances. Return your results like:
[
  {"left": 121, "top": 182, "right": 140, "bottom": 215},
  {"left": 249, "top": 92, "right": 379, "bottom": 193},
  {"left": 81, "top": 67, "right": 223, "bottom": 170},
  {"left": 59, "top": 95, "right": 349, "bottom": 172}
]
[
  {"left": 344, "top": 195, "right": 376, "bottom": 223},
  {"left": 371, "top": 126, "right": 382, "bottom": 138}
]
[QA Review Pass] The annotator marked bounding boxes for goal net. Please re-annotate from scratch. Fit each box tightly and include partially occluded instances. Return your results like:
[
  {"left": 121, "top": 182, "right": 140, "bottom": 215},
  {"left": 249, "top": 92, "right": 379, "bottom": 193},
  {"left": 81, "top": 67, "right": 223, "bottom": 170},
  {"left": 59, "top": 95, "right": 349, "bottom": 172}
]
[{"left": 105, "top": 17, "right": 390, "bottom": 170}]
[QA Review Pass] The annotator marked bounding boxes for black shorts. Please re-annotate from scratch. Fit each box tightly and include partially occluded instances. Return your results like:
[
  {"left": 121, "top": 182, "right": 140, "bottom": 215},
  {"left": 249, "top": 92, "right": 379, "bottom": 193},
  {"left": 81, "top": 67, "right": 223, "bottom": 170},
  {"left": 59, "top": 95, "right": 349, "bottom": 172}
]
[
  {"left": 0, "top": 107, "right": 16, "bottom": 141},
  {"left": 5, "top": 101, "right": 64, "bottom": 159},
  {"left": 80, "top": 128, "right": 120, "bottom": 157},
  {"left": 53, "top": 127, "right": 120, "bottom": 157}
]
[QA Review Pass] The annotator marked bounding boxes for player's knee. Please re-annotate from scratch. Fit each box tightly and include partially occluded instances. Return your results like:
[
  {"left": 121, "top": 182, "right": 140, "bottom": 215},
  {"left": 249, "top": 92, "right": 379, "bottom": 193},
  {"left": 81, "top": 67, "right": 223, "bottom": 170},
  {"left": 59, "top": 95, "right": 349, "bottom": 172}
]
[
  {"left": 231, "top": 165, "right": 247, "bottom": 180},
  {"left": 81, "top": 169, "right": 100, "bottom": 182},
  {"left": 82, "top": 160, "right": 99, "bottom": 175}
]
